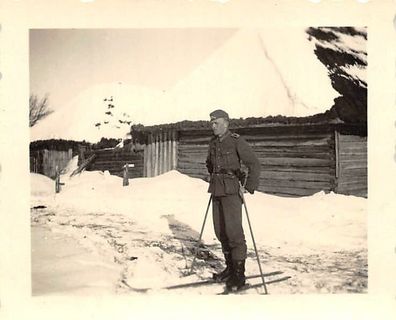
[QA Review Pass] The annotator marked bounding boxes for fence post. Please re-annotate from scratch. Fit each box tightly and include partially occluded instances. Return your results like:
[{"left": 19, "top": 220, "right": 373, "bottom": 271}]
[
  {"left": 154, "top": 134, "right": 159, "bottom": 176},
  {"left": 172, "top": 130, "right": 178, "bottom": 170},
  {"left": 123, "top": 163, "right": 129, "bottom": 186},
  {"left": 55, "top": 165, "right": 60, "bottom": 193},
  {"left": 146, "top": 134, "right": 152, "bottom": 177}
]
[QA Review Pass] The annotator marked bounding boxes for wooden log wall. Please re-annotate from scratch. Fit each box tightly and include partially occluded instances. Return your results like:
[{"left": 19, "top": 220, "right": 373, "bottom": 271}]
[
  {"left": 143, "top": 130, "right": 178, "bottom": 177},
  {"left": 249, "top": 131, "right": 336, "bottom": 196},
  {"left": 177, "top": 127, "right": 337, "bottom": 197},
  {"left": 30, "top": 149, "right": 73, "bottom": 179},
  {"left": 84, "top": 148, "right": 144, "bottom": 179},
  {"left": 335, "top": 132, "right": 367, "bottom": 197},
  {"left": 177, "top": 133, "right": 211, "bottom": 179}
]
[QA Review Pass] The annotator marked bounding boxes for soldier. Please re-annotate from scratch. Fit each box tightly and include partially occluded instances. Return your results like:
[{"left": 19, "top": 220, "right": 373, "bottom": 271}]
[{"left": 206, "top": 109, "right": 261, "bottom": 290}]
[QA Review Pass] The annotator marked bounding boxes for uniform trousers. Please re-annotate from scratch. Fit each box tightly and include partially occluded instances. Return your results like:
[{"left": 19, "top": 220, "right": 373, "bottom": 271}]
[{"left": 212, "top": 194, "right": 247, "bottom": 261}]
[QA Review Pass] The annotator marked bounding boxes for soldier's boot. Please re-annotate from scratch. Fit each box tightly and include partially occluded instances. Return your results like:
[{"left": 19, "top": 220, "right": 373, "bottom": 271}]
[
  {"left": 226, "top": 259, "right": 246, "bottom": 290},
  {"left": 213, "top": 252, "right": 233, "bottom": 282}
]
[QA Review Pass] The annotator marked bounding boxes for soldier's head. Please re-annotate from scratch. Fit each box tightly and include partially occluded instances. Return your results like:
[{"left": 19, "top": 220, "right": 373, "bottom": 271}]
[{"left": 210, "top": 109, "right": 229, "bottom": 137}]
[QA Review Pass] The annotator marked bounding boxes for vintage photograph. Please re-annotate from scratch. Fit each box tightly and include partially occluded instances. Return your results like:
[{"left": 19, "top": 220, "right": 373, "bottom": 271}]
[{"left": 29, "top": 27, "right": 367, "bottom": 296}]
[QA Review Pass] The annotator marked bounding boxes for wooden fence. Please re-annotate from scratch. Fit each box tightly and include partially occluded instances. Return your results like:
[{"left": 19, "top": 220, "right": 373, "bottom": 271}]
[
  {"left": 83, "top": 147, "right": 144, "bottom": 179},
  {"left": 143, "top": 130, "right": 178, "bottom": 177},
  {"left": 30, "top": 149, "right": 73, "bottom": 179}
]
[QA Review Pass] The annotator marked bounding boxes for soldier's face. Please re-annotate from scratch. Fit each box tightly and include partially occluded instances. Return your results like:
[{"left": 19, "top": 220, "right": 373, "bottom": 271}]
[{"left": 211, "top": 118, "right": 229, "bottom": 136}]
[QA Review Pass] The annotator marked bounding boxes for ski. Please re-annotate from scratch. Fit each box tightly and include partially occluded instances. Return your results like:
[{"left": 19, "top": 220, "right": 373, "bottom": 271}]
[
  {"left": 164, "top": 271, "right": 283, "bottom": 290},
  {"left": 217, "top": 275, "right": 292, "bottom": 295}
]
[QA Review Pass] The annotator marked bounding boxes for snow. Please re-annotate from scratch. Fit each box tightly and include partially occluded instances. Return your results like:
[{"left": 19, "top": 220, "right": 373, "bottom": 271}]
[
  {"left": 30, "top": 173, "right": 55, "bottom": 197},
  {"left": 340, "top": 65, "right": 367, "bottom": 87},
  {"left": 30, "top": 28, "right": 340, "bottom": 143},
  {"left": 309, "top": 27, "right": 367, "bottom": 85},
  {"left": 31, "top": 167, "right": 367, "bottom": 295}
]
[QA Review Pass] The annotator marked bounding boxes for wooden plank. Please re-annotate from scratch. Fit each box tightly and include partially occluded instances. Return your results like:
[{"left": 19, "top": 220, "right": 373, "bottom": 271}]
[
  {"left": 93, "top": 156, "right": 144, "bottom": 162},
  {"left": 178, "top": 144, "right": 208, "bottom": 149},
  {"left": 337, "top": 187, "right": 367, "bottom": 195},
  {"left": 338, "top": 134, "right": 367, "bottom": 143},
  {"left": 92, "top": 161, "right": 144, "bottom": 167},
  {"left": 177, "top": 158, "right": 206, "bottom": 165},
  {"left": 338, "top": 141, "right": 367, "bottom": 149},
  {"left": 261, "top": 166, "right": 335, "bottom": 174},
  {"left": 178, "top": 146, "right": 208, "bottom": 153},
  {"left": 339, "top": 158, "right": 367, "bottom": 164},
  {"left": 338, "top": 175, "right": 367, "bottom": 182},
  {"left": 258, "top": 185, "right": 327, "bottom": 196},
  {"left": 177, "top": 150, "right": 208, "bottom": 156},
  {"left": 250, "top": 139, "right": 330, "bottom": 147},
  {"left": 177, "top": 167, "right": 204, "bottom": 173},
  {"left": 260, "top": 171, "right": 333, "bottom": 182},
  {"left": 339, "top": 159, "right": 367, "bottom": 166},
  {"left": 179, "top": 136, "right": 211, "bottom": 143},
  {"left": 177, "top": 161, "right": 206, "bottom": 167},
  {"left": 255, "top": 152, "right": 333, "bottom": 160},
  {"left": 260, "top": 157, "right": 333, "bottom": 167},
  {"left": 338, "top": 173, "right": 367, "bottom": 180},
  {"left": 337, "top": 178, "right": 367, "bottom": 185},
  {"left": 92, "top": 150, "right": 143, "bottom": 157},
  {"left": 337, "top": 183, "right": 367, "bottom": 190},
  {"left": 259, "top": 178, "right": 331, "bottom": 189},
  {"left": 339, "top": 167, "right": 367, "bottom": 175},
  {"left": 177, "top": 167, "right": 207, "bottom": 173},
  {"left": 240, "top": 133, "right": 331, "bottom": 141},
  {"left": 339, "top": 152, "right": 367, "bottom": 157},
  {"left": 177, "top": 157, "right": 207, "bottom": 164},
  {"left": 254, "top": 148, "right": 332, "bottom": 156},
  {"left": 339, "top": 174, "right": 367, "bottom": 181},
  {"left": 177, "top": 153, "right": 206, "bottom": 159},
  {"left": 93, "top": 155, "right": 143, "bottom": 161}
]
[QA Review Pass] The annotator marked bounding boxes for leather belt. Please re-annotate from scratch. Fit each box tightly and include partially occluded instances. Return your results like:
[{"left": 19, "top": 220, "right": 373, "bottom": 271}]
[{"left": 213, "top": 169, "right": 236, "bottom": 176}]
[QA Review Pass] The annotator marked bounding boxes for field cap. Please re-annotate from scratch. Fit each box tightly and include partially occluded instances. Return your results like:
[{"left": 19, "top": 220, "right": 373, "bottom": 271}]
[{"left": 210, "top": 109, "right": 229, "bottom": 121}]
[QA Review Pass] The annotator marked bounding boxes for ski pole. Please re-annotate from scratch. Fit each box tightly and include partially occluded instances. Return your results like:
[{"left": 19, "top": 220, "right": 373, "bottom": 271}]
[
  {"left": 189, "top": 194, "right": 213, "bottom": 274},
  {"left": 240, "top": 187, "right": 268, "bottom": 294}
]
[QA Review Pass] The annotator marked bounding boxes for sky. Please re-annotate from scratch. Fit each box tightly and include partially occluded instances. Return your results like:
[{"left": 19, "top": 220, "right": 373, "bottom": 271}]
[{"left": 30, "top": 28, "right": 238, "bottom": 111}]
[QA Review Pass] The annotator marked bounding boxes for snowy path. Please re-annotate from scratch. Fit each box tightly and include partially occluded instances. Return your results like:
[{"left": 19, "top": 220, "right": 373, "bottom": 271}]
[
  {"left": 30, "top": 170, "right": 367, "bottom": 295},
  {"left": 31, "top": 205, "right": 367, "bottom": 295},
  {"left": 31, "top": 224, "right": 122, "bottom": 295}
]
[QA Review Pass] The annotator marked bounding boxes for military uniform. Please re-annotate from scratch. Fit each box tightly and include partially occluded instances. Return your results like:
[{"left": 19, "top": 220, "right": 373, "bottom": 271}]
[
  {"left": 206, "top": 109, "right": 261, "bottom": 289},
  {"left": 206, "top": 130, "right": 261, "bottom": 261}
]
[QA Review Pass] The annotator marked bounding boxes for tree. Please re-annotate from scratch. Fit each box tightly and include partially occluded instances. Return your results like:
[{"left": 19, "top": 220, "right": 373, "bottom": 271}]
[{"left": 29, "top": 94, "right": 53, "bottom": 127}]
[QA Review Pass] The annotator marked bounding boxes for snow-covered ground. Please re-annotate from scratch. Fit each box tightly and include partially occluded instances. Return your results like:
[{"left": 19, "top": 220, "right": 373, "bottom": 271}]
[{"left": 31, "top": 163, "right": 367, "bottom": 295}]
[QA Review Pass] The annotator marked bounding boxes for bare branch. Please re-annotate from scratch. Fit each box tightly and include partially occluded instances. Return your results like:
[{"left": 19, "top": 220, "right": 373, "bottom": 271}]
[{"left": 29, "top": 94, "right": 53, "bottom": 127}]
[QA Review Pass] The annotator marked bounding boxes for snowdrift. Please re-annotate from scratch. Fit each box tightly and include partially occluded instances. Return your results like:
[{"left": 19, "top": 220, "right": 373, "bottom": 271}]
[{"left": 31, "top": 169, "right": 366, "bottom": 254}]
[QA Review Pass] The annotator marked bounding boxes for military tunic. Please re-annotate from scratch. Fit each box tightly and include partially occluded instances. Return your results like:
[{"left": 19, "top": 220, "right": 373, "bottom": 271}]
[{"left": 206, "top": 131, "right": 260, "bottom": 260}]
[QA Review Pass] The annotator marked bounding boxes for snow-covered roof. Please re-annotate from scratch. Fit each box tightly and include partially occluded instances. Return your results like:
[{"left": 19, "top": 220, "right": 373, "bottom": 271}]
[{"left": 30, "top": 27, "right": 366, "bottom": 143}]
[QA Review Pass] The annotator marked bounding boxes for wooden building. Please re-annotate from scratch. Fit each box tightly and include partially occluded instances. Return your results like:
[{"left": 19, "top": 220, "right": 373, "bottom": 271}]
[
  {"left": 30, "top": 120, "right": 366, "bottom": 198},
  {"left": 29, "top": 139, "right": 87, "bottom": 179},
  {"left": 30, "top": 148, "right": 73, "bottom": 179},
  {"left": 128, "top": 121, "right": 367, "bottom": 198},
  {"left": 82, "top": 144, "right": 145, "bottom": 179}
]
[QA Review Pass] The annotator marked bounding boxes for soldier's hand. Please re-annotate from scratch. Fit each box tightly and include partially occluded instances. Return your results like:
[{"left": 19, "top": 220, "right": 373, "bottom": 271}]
[
  {"left": 239, "top": 185, "right": 247, "bottom": 198},
  {"left": 245, "top": 185, "right": 255, "bottom": 195}
]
